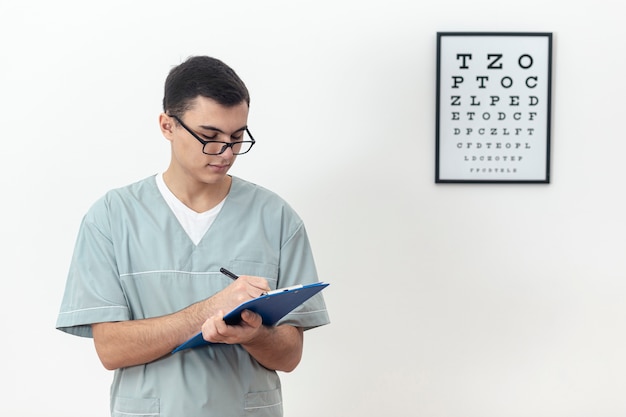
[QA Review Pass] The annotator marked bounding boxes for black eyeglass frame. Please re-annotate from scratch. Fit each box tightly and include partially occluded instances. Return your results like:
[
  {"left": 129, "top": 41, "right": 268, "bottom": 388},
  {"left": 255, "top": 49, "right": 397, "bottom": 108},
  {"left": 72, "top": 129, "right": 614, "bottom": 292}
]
[{"left": 169, "top": 115, "right": 256, "bottom": 155}]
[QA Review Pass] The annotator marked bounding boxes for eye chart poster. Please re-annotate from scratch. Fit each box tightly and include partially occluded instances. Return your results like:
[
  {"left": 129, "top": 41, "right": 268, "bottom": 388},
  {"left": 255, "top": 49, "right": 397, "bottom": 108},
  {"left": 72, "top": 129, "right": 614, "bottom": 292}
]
[{"left": 436, "top": 33, "right": 552, "bottom": 183}]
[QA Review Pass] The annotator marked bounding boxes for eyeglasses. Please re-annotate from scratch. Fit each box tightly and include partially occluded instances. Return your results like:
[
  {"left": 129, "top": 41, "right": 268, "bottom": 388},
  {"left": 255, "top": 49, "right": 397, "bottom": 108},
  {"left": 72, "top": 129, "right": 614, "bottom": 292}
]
[{"left": 170, "top": 115, "right": 256, "bottom": 155}]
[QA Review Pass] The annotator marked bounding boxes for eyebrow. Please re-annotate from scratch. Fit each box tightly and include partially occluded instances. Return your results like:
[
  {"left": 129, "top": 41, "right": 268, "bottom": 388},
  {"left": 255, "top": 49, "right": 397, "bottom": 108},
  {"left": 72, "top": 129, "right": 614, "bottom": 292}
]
[{"left": 197, "top": 124, "right": 247, "bottom": 135}]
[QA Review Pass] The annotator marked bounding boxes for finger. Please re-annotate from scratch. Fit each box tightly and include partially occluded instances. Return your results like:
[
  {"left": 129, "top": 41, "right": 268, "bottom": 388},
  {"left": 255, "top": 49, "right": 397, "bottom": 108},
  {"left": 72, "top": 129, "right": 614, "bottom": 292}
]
[
  {"left": 240, "top": 275, "right": 271, "bottom": 291},
  {"left": 202, "top": 311, "right": 226, "bottom": 341},
  {"left": 240, "top": 309, "right": 263, "bottom": 327}
]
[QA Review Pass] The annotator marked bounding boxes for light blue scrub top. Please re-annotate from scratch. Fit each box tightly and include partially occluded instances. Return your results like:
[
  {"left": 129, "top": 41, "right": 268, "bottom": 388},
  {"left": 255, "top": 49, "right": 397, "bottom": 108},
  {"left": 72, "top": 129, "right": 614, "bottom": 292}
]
[{"left": 56, "top": 175, "right": 330, "bottom": 417}]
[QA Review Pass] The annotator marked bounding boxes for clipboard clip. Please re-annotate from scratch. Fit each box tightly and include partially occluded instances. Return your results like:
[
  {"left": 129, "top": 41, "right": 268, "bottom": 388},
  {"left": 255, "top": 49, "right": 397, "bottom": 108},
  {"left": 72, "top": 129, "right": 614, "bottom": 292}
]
[{"left": 262, "top": 284, "right": 304, "bottom": 296}]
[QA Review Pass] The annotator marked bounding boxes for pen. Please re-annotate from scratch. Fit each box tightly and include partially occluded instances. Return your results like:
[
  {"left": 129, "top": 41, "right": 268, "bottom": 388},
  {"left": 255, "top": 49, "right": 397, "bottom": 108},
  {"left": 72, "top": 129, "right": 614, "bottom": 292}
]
[{"left": 220, "top": 267, "right": 239, "bottom": 281}]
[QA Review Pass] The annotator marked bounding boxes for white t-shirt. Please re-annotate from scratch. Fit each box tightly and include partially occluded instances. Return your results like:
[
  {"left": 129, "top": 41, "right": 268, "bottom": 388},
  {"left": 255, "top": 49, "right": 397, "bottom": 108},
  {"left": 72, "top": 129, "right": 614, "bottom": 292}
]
[{"left": 156, "top": 173, "right": 225, "bottom": 245}]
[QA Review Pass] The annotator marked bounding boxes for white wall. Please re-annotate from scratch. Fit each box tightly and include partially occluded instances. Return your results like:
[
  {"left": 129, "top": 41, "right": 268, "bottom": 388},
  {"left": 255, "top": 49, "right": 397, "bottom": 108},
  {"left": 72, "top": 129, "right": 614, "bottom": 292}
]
[{"left": 2, "top": 0, "right": 625, "bottom": 416}]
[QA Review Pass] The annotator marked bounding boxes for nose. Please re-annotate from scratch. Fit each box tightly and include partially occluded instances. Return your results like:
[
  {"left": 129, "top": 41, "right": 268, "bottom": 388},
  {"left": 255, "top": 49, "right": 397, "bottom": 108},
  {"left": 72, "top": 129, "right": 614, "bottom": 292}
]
[{"left": 219, "top": 144, "right": 236, "bottom": 158}]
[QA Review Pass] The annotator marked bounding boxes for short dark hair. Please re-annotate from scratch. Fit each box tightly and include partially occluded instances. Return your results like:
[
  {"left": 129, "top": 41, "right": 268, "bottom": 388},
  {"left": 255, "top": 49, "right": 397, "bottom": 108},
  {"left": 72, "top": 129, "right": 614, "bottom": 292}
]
[{"left": 163, "top": 56, "right": 250, "bottom": 116}]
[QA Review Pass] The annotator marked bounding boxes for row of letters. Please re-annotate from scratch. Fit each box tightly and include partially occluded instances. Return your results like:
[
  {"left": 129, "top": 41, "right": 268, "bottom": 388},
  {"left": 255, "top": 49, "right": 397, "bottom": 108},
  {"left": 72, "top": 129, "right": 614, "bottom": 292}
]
[
  {"left": 451, "top": 111, "right": 538, "bottom": 121},
  {"left": 464, "top": 155, "right": 523, "bottom": 161},
  {"left": 449, "top": 95, "right": 539, "bottom": 106},
  {"left": 457, "top": 142, "right": 531, "bottom": 149},
  {"left": 453, "top": 128, "right": 535, "bottom": 136},
  {"left": 468, "top": 168, "right": 519, "bottom": 173}
]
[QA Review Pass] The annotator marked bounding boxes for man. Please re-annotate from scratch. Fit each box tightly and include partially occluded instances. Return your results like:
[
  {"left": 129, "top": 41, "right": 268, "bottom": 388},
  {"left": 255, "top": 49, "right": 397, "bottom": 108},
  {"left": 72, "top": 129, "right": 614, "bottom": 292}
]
[{"left": 56, "top": 55, "right": 329, "bottom": 417}]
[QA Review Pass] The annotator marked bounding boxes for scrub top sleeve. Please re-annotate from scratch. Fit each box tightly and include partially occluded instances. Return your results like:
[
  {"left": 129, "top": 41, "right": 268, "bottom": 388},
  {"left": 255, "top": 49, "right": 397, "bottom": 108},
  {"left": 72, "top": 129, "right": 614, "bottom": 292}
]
[
  {"left": 277, "top": 222, "right": 330, "bottom": 330},
  {"left": 56, "top": 198, "right": 130, "bottom": 338}
]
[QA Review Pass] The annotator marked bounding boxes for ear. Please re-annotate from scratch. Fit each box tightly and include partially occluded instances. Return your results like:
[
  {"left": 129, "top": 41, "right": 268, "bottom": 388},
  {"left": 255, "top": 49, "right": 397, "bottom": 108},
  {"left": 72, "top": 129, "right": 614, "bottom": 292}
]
[{"left": 159, "top": 113, "right": 175, "bottom": 141}]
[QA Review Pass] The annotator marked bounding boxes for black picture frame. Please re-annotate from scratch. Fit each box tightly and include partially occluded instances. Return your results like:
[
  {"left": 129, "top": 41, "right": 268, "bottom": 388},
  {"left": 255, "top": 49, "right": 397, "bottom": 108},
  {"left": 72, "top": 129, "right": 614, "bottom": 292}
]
[{"left": 435, "top": 32, "right": 553, "bottom": 183}]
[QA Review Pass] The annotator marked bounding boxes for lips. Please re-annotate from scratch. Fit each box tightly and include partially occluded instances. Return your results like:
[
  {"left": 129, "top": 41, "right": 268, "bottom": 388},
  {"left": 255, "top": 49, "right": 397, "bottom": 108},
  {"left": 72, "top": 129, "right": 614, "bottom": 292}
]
[{"left": 206, "top": 162, "right": 231, "bottom": 173}]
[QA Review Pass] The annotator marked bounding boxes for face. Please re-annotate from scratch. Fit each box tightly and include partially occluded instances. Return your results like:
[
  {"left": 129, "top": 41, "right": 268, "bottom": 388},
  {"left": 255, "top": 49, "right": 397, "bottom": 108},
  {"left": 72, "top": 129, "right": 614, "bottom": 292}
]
[{"left": 160, "top": 96, "right": 250, "bottom": 186}]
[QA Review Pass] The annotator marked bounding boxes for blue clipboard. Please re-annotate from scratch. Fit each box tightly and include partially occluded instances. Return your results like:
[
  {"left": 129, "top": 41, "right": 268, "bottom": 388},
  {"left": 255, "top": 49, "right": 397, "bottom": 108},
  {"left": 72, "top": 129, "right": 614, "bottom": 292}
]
[{"left": 172, "top": 282, "right": 329, "bottom": 353}]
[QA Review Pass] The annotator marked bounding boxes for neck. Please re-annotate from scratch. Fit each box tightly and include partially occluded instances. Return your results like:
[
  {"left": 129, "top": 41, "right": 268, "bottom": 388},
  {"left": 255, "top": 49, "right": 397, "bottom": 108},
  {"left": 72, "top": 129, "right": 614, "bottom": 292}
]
[{"left": 162, "top": 171, "right": 232, "bottom": 213}]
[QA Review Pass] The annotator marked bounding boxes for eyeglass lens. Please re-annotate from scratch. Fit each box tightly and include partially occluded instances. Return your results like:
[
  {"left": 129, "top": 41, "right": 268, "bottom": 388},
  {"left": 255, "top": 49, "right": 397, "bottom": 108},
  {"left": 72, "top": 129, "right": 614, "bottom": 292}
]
[{"left": 202, "top": 136, "right": 254, "bottom": 155}]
